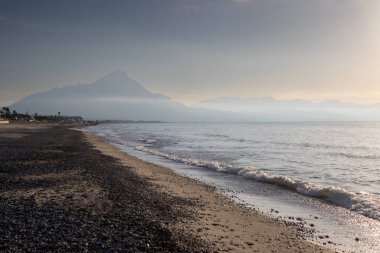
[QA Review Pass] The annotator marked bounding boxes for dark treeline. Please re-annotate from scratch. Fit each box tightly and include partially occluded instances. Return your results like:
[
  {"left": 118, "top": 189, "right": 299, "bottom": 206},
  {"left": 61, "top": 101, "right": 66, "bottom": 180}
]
[
  {"left": 0, "top": 107, "right": 29, "bottom": 121},
  {"left": 0, "top": 107, "right": 88, "bottom": 125}
]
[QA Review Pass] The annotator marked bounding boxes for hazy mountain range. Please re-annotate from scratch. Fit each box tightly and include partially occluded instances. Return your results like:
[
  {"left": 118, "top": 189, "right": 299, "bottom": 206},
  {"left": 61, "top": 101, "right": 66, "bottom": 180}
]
[
  {"left": 9, "top": 71, "right": 380, "bottom": 122},
  {"left": 9, "top": 71, "right": 243, "bottom": 122},
  {"left": 197, "top": 97, "right": 380, "bottom": 121}
]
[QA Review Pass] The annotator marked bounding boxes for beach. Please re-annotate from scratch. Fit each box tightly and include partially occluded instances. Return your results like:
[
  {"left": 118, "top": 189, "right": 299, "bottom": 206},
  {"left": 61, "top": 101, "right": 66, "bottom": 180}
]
[{"left": 0, "top": 124, "right": 331, "bottom": 252}]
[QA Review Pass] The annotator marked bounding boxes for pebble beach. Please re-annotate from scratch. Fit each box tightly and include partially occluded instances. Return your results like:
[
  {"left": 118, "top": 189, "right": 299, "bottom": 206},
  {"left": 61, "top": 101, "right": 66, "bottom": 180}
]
[{"left": 0, "top": 124, "right": 332, "bottom": 252}]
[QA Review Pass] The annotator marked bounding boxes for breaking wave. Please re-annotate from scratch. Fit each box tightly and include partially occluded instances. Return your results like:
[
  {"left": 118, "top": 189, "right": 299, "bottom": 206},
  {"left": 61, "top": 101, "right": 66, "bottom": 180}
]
[{"left": 135, "top": 145, "right": 380, "bottom": 221}]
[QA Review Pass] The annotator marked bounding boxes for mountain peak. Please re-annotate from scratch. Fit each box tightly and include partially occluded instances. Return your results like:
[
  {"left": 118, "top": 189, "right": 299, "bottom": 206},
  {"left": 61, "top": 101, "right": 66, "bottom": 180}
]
[
  {"left": 96, "top": 70, "right": 130, "bottom": 83},
  {"left": 106, "top": 70, "right": 128, "bottom": 77}
]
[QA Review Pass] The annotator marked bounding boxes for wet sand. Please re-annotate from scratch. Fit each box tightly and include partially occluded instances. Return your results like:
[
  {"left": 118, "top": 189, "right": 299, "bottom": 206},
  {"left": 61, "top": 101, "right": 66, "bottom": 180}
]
[
  {"left": 0, "top": 124, "right": 333, "bottom": 252},
  {"left": 84, "top": 130, "right": 333, "bottom": 253}
]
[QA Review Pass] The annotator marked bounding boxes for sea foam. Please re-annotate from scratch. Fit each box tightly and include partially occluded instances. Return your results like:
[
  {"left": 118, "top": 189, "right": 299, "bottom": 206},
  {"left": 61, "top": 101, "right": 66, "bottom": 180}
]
[{"left": 135, "top": 145, "right": 380, "bottom": 221}]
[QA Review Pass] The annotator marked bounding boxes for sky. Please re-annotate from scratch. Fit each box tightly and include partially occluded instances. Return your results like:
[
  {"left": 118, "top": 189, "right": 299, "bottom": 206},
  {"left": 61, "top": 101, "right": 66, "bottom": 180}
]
[{"left": 0, "top": 0, "right": 379, "bottom": 106}]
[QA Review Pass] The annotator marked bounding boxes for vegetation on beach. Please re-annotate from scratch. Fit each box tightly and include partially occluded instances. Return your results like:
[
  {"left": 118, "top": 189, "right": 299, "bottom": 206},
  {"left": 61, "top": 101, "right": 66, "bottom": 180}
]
[{"left": 0, "top": 106, "right": 91, "bottom": 125}]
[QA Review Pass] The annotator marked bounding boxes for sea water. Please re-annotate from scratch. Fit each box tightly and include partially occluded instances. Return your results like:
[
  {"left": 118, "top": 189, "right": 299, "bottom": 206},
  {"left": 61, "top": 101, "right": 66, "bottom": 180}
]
[{"left": 86, "top": 122, "right": 380, "bottom": 252}]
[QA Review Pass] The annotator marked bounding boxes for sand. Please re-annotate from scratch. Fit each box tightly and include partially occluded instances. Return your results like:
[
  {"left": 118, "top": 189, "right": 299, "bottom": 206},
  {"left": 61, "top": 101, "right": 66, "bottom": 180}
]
[
  {"left": 83, "top": 130, "right": 334, "bottom": 253},
  {"left": 1, "top": 124, "right": 210, "bottom": 252},
  {"left": 0, "top": 124, "right": 334, "bottom": 252}
]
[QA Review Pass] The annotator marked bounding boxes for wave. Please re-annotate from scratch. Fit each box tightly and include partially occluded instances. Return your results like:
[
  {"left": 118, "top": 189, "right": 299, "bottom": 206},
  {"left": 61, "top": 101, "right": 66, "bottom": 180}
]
[
  {"left": 328, "top": 152, "right": 378, "bottom": 160},
  {"left": 135, "top": 145, "right": 380, "bottom": 221},
  {"left": 144, "top": 138, "right": 157, "bottom": 144}
]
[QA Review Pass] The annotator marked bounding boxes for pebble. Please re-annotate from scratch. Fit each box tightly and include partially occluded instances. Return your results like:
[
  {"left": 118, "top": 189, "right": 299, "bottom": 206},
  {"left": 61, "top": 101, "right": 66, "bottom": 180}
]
[{"left": 0, "top": 126, "right": 213, "bottom": 252}]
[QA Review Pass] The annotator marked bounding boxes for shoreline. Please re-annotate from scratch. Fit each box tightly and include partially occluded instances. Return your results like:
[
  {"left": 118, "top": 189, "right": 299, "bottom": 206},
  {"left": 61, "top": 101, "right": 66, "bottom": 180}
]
[
  {"left": 83, "top": 130, "right": 332, "bottom": 252},
  {"left": 0, "top": 124, "right": 332, "bottom": 252},
  {"left": 1, "top": 124, "right": 210, "bottom": 252}
]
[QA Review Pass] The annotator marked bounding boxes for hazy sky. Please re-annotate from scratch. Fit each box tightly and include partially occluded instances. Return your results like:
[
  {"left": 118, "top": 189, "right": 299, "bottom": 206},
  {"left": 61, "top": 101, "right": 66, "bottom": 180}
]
[{"left": 1, "top": 0, "right": 379, "bottom": 105}]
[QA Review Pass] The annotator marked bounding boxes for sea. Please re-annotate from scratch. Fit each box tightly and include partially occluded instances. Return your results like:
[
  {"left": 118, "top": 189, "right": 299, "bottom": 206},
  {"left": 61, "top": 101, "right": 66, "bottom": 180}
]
[{"left": 85, "top": 122, "right": 380, "bottom": 252}]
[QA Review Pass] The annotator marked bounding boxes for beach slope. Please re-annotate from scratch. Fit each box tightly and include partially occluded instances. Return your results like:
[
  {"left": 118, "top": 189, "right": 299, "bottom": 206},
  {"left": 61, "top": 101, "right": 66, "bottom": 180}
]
[{"left": 0, "top": 124, "right": 332, "bottom": 252}]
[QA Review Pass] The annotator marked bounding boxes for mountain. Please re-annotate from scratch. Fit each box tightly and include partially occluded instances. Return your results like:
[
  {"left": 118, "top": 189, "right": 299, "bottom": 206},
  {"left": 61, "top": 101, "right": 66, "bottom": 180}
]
[
  {"left": 40, "top": 70, "right": 168, "bottom": 100},
  {"left": 10, "top": 71, "right": 244, "bottom": 122},
  {"left": 10, "top": 72, "right": 380, "bottom": 122},
  {"left": 198, "top": 97, "right": 380, "bottom": 121}
]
